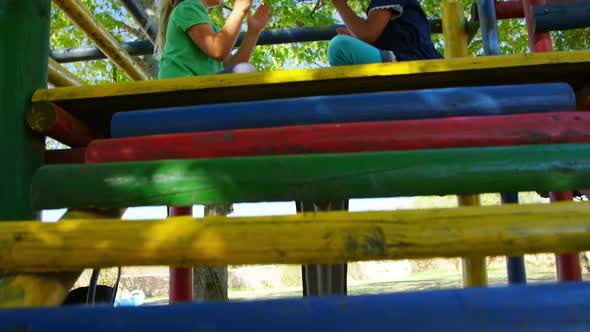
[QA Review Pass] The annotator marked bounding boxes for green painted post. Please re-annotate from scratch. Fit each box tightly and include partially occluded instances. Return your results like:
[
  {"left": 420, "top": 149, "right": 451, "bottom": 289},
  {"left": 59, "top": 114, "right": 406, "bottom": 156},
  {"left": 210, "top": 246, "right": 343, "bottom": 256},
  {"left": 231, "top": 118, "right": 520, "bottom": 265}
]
[
  {"left": 0, "top": 1, "right": 80, "bottom": 308},
  {"left": 0, "top": 0, "right": 48, "bottom": 220}
]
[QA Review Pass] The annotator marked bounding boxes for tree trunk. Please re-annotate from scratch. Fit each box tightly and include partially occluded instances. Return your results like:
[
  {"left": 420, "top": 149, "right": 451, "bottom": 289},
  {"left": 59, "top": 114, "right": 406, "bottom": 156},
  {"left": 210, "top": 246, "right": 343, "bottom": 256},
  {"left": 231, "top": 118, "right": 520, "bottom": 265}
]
[{"left": 192, "top": 204, "right": 232, "bottom": 301}]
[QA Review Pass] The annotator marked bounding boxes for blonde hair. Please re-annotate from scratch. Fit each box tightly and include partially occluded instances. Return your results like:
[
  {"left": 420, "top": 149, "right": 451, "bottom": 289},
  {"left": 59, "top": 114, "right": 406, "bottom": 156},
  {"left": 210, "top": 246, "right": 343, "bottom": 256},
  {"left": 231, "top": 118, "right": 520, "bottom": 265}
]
[{"left": 155, "top": 0, "right": 184, "bottom": 59}]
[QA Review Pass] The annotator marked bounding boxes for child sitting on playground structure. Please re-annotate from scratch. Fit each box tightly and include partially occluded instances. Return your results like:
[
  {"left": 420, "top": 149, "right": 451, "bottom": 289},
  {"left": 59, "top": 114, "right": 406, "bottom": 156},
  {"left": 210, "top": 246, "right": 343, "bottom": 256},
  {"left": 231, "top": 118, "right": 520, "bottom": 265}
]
[
  {"left": 328, "top": 0, "right": 443, "bottom": 66},
  {"left": 155, "top": 0, "right": 272, "bottom": 79}
]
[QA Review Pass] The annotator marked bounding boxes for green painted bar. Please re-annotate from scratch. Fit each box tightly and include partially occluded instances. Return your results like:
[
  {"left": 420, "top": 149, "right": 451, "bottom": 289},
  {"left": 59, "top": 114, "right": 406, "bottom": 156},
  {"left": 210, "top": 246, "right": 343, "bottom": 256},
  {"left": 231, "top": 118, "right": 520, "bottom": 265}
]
[{"left": 32, "top": 144, "right": 590, "bottom": 209}]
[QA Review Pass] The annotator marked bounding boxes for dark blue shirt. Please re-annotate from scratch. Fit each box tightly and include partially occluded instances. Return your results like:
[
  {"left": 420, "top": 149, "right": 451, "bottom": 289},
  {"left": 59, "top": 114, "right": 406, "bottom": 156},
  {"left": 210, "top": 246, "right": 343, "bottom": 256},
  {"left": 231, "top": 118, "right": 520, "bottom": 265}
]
[{"left": 367, "top": 0, "right": 443, "bottom": 61}]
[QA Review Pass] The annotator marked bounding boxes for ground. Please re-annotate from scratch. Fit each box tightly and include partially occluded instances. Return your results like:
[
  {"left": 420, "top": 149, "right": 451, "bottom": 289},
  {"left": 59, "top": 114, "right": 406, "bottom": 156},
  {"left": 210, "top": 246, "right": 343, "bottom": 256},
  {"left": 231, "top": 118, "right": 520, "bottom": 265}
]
[{"left": 142, "top": 261, "right": 585, "bottom": 305}]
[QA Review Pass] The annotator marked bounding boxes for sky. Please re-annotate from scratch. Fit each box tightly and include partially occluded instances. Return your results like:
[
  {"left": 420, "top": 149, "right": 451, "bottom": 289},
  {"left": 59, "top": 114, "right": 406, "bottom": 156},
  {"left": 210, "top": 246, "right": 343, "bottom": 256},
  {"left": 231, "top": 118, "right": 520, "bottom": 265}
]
[{"left": 41, "top": 197, "right": 418, "bottom": 222}]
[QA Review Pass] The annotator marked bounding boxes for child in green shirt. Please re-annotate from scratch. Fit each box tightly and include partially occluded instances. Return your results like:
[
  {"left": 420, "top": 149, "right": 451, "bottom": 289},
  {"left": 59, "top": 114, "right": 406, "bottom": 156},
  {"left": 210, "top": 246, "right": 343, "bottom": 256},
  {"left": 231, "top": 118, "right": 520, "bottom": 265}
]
[{"left": 156, "top": 0, "right": 271, "bottom": 79}]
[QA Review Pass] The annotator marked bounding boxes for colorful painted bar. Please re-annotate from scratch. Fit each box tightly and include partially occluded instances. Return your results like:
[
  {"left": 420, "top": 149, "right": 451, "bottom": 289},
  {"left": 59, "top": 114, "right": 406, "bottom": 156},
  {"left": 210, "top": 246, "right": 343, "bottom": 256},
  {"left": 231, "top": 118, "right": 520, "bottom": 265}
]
[
  {"left": 471, "top": 0, "right": 524, "bottom": 21},
  {"left": 533, "top": 1, "right": 590, "bottom": 32},
  {"left": 27, "top": 102, "right": 100, "bottom": 147},
  {"left": 30, "top": 50, "right": 590, "bottom": 137},
  {"left": 48, "top": 58, "right": 84, "bottom": 87},
  {"left": 110, "top": 83, "right": 575, "bottom": 137},
  {"left": 32, "top": 144, "right": 590, "bottom": 209},
  {"left": 45, "top": 148, "right": 86, "bottom": 165},
  {"left": 1, "top": 283, "right": 590, "bottom": 330},
  {"left": 475, "top": 0, "right": 501, "bottom": 55},
  {"left": 3, "top": 202, "right": 590, "bottom": 271},
  {"left": 88, "top": 112, "right": 590, "bottom": 163}
]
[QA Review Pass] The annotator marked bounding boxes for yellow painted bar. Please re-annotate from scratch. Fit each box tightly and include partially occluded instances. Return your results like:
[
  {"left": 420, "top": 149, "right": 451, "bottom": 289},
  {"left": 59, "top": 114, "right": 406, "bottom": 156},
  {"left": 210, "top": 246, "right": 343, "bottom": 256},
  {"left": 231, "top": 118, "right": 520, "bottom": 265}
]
[
  {"left": 0, "top": 208, "right": 124, "bottom": 308},
  {"left": 0, "top": 273, "right": 80, "bottom": 308},
  {"left": 443, "top": 0, "right": 487, "bottom": 288},
  {"left": 442, "top": 0, "right": 469, "bottom": 58},
  {"left": 52, "top": 0, "right": 150, "bottom": 81},
  {"left": 458, "top": 195, "right": 489, "bottom": 287},
  {"left": 31, "top": 50, "right": 590, "bottom": 116},
  {"left": 48, "top": 58, "right": 84, "bottom": 87},
  {"left": 1, "top": 202, "right": 590, "bottom": 272}
]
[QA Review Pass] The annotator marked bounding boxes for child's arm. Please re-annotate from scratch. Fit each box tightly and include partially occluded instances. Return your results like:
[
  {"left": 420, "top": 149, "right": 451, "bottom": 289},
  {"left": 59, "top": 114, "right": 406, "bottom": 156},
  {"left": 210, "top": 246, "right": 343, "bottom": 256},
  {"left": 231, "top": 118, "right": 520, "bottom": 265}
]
[
  {"left": 186, "top": 0, "right": 253, "bottom": 61},
  {"left": 224, "top": 3, "right": 272, "bottom": 66},
  {"left": 331, "top": 0, "right": 395, "bottom": 44}
]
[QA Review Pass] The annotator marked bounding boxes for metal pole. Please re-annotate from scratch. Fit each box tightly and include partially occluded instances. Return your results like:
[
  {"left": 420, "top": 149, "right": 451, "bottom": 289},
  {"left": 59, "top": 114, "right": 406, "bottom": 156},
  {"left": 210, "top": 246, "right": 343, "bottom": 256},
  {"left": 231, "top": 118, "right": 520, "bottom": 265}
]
[
  {"left": 50, "top": 21, "right": 443, "bottom": 63},
  {"left": 119, "top": 0, "right": 157, "bottom": 43}
]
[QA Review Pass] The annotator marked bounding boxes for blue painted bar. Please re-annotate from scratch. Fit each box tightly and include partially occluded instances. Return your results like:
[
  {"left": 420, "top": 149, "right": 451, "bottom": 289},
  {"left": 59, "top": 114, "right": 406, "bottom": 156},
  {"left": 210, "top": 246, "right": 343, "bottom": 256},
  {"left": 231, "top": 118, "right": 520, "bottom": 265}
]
[
  {"left": 111, "top": 83, "right": 575, "bottom": 137},
  {"left": 501, "top": 192, "right": 528, "bottom": 285},
  {"left": 1, "top": 283, "right": 590, "bottom": 331},
  {"left": 476, "top": 0, "right": 501, "bottom": 55},
  {"left": 534, "top": 1, "right": 590, "bottom": 32}
]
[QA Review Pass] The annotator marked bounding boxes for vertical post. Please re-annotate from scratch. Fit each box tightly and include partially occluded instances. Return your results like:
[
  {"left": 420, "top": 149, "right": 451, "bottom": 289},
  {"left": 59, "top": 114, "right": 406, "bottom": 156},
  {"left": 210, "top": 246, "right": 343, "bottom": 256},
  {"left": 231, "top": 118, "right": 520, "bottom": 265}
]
[
  {"left": 476, "top": 0, "right": 501, "bottom": 55},
  {"left": 501, "top": 193, "right": 527, "bottom": 284},
  {"left": 442, "top": 0, "right": 469, "bottom": 58},
  {"left": 443, "top": 0, "right": 488, "bottom": 288},
  {"left": 0, "top": 0, "right": 77, "bottom": 307},
  {"left": 550, "top": 192, "right": 583, "bottom": 281},
  {"left": 458, "top": 195, "right": 488, "bottom": 287},
  {"left": 523, "top": 0, "right": 582, "bottom": 282},
  {"left": 168, "top": 206, "right": 193, "bottom": 303}
]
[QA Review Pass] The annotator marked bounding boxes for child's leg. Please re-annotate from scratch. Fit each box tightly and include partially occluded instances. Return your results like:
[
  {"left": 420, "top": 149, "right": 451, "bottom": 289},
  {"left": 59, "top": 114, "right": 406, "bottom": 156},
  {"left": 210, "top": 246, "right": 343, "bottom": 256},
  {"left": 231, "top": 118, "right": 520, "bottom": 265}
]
[
  {"left": 327, "top": 35, "right": 384, "bottom": 66},
  {"left": 218, "top": 62, "right": 257, "bottom": 74}
]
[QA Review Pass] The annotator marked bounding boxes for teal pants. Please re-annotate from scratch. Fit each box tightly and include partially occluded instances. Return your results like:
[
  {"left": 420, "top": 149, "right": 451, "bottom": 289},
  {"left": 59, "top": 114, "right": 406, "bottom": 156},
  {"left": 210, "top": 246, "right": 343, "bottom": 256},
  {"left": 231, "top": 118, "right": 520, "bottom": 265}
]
[{"left": 328, "top": 35, "right": 385, "bottom": 66}]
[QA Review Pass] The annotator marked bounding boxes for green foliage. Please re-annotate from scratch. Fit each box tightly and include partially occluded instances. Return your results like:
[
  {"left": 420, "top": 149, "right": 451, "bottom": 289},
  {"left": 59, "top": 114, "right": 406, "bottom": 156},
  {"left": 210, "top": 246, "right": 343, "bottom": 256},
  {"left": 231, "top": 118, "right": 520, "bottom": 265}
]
[{"left": 50, "top": 0, "right": 589, "bottom": 82}]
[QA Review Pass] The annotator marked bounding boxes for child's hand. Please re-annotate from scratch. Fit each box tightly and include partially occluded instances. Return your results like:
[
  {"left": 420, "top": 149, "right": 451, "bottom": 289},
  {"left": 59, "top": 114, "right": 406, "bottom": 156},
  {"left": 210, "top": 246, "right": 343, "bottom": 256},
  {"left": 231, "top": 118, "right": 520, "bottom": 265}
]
[
  {"left": 247, "top": 3, "right": 272, "bottom": 33},
  {"left": 234, "top": 0, "right": 253, "bottom": 14}
]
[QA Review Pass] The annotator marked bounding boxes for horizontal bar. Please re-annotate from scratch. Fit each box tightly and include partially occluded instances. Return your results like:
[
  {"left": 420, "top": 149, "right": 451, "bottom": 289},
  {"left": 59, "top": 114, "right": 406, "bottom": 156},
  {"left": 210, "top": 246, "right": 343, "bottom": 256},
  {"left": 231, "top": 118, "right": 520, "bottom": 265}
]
[
  {"left": 49, "top": 21, "right": 442, "bottom": 63},
  {"left": 110, "top": 83, "right": 574, "bottom": 137},
  {"left": 27, "top": 102, "right": 100, "bottom": 147},
  {"left": 471, "top": 0, "right": 524, "bottom": 21},
  {"left": 3, "top": 202, "right": 590, "bottom": 271},
  {"left": 31, "top": 50, "right": 590, "bottom": 137},
  {"left": 90, "top": 112, "right": 590, "bottom": 163},
  {"left": 32, "top": 144, "right": 590, "bottom": 209},
  {"left": 533, "top": 1, "right": 590, "bottom": 32},
  {"left": 3, "top": 283, "right": 590, "bottom": 329},
  {"left": 45, "top": 148, "right": 86, "bottom": 164}
]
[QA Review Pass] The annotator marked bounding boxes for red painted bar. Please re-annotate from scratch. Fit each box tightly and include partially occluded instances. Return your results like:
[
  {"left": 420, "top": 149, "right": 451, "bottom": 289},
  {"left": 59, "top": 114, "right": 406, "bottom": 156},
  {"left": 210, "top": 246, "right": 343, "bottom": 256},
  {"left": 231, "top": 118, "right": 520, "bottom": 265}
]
[
  {"left": 44, "top": 148, "right": 86, "bottom": 164},
  {"left": 28, "top": 102, "right": 98, "bottom": 147},
  {"left": 86, "top": 112, "right": 590, "bottom": 163},
  {"left": 550, "top": 191, "right": 583, "bottom": 281},
  {"left": 472, "top": 0, "right": 524, "bottom": 21},
  {"left": 168, "top": 206, "right": 193, "bottom": 303}
]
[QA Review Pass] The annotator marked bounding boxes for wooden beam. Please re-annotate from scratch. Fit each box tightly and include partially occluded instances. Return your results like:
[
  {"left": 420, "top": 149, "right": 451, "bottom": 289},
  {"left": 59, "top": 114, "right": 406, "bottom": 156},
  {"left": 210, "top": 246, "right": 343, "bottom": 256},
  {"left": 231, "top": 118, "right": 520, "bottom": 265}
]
[
  {"left": 109, "top": 83, "right": 575, "bottom": 137},
  {"left": 48, "top": 58, "right": 84, "bottom": 87},
  {"left": 27, "top": 102, "right": 100, "bottom": 147},
  {"left": 52, "top": 0, "right": 150, "bottom": 81},
  {"left": 29, "top": 50, "right": 590, "bottom": 135},
  {"left": 88, "top": 112, "right": 590, "bottom": 163},
  {"left": 32, "top": 144, "right": 590, "bottom": 209},
  {"left": 2, "top": 283, "right": 590, "bottom": 331},
  {"left": 1, "top": 202, "right": 590, "bottom": 271}
]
